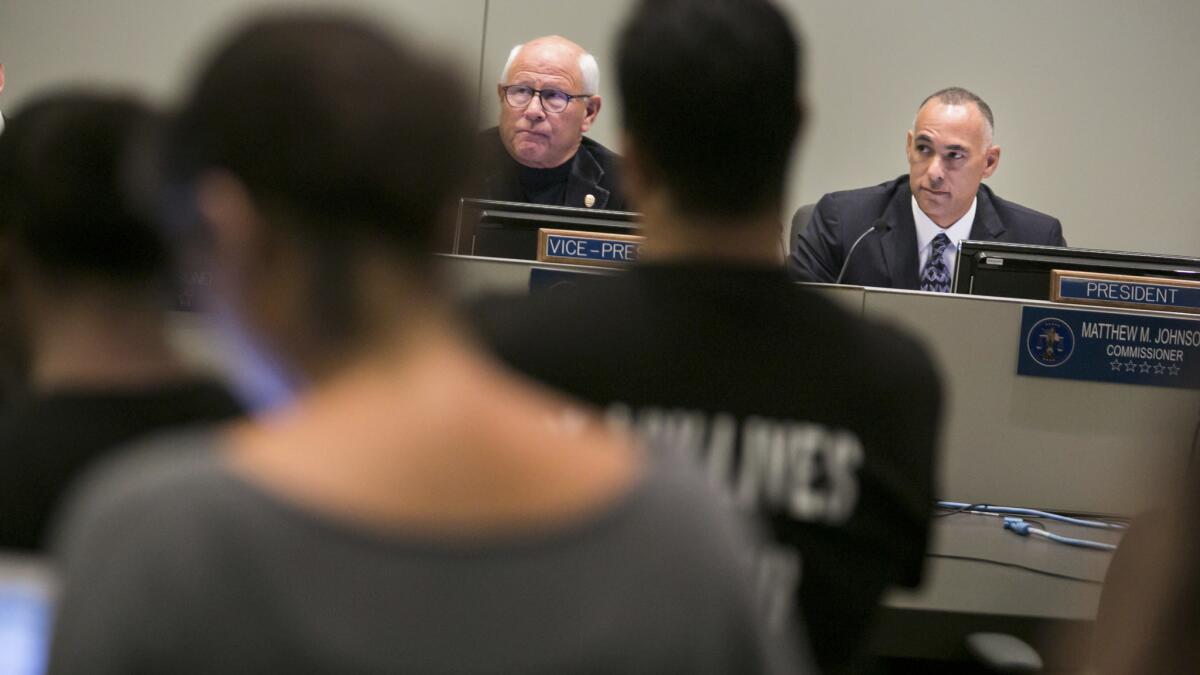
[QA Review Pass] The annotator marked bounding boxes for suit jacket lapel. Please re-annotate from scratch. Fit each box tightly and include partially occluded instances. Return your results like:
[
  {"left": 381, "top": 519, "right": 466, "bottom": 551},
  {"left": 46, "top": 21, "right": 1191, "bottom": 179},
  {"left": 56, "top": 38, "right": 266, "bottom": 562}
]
[
  {"left": 968, "top": 185, "right": 1006, "bottom": 240},
  {"left": 564, "top": 144, "right": 610, "bottom": 209},
  {"left": 878, "top": 182, "right": 921, "bottom": 290}
]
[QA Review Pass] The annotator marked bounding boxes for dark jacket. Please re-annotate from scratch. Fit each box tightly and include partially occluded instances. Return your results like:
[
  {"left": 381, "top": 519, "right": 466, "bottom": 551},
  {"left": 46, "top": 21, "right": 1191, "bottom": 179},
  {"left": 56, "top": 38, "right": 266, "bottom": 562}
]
[
  {"left": 472, "top": 127, "right": 630, "bottom": 212},
  {"left": 788, "top": 175, "right": 1065, "bottom": 288}
]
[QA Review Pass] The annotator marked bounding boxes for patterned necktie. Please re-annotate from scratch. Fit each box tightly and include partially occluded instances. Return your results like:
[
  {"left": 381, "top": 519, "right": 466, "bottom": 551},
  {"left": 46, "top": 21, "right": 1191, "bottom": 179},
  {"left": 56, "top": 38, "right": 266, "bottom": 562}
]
[{"left": 920, "top": 232, "right": 952, "bottom": 293}]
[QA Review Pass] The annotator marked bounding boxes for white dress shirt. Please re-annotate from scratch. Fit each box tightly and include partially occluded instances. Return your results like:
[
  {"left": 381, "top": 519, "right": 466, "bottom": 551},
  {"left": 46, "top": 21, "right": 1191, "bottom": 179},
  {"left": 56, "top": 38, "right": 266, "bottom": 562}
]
[{"left": 912, "top": 195, "right": 976, "bottom": 284}]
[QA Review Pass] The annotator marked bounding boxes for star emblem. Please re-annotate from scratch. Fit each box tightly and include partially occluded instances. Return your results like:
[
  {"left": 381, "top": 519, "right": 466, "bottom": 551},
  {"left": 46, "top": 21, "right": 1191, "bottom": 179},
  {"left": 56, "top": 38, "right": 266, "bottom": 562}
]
[
  {"left": 1168, "top": 364, "right": 1181, "bottom": 376},
  {"left": 1139, "top": 362, "right": 1152, "bottom": 374},
  {"left": 1124, "top": 360, "right": 1138, "bottom": 372},
  {"left": 1154, "top": 364, "right": 1167, "bottom": 375},
  {"left": 1110, "top": 359, "right": 1123, "bottom": 372}
]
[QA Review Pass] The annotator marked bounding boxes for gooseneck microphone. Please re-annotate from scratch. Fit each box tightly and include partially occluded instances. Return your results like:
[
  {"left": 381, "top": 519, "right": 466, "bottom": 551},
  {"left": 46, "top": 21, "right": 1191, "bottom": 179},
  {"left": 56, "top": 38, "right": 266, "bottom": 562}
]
[{"left": 835, "top": 220, "right": 885, "bottom": 284}]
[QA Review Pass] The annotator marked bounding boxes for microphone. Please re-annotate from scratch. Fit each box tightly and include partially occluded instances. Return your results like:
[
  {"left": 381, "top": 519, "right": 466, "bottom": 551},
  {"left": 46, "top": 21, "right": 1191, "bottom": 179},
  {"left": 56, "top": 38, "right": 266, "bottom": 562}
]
[{"left": 835, "top": 220, "right": 884, "bottom": 284}]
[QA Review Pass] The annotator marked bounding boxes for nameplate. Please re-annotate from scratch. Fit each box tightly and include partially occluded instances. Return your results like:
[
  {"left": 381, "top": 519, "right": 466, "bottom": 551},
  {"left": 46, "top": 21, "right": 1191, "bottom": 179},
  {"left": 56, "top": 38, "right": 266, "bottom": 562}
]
[
  {"left": 1050, "top": 270, "right": 1200, "bottom": 315},
  {"left": 537, "top": 228, "right": 644, "bottom": 268},
  {"left": 1017, "top": 306, "right": 1200, "bottom": 389}
]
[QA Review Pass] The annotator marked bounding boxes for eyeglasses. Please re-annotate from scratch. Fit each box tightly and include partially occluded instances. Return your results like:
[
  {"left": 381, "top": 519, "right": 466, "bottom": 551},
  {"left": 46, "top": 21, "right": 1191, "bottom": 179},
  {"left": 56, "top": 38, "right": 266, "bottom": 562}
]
[{"left": 501, "top": 84, "right": 590, "bottom": 114}]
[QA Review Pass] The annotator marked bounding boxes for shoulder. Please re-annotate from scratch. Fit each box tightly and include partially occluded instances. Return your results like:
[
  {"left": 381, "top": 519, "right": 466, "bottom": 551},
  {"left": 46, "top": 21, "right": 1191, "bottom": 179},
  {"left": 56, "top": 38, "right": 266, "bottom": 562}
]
[
  {"left": 580, "top": 135, "right": 622, "bottom": 164},
  {"left": 981, "top": 184, "right": 1061, "bottom": 230},
  {"left": 869, "top": 319, "right": 941, "bottom": 392},
  {"left": 804, "top": 299, "right": 942, "bottom": 415},
  {"left": 819, "top": 175, "right": 907, "bottom": 212},
  {"left": 51, "top": 430, "right": 227, "bottom": 559},
  {"left": 810, "top": 176, "right": 908, "bottom": 237},
  {"left": 829, "top": 292, "right": 940, "bottom": 388}
]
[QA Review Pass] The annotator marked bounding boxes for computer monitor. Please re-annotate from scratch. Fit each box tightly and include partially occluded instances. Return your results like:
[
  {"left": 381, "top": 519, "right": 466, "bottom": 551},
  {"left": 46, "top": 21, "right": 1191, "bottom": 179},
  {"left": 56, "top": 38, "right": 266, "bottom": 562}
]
[
  {"left": 0, "top": 555, "right": 55, "bottom": 675},
  {"left": 954, "top": 240, "right": 1200, "bottom": 300},
  {"left": 453, "top": 198, "right": 640, "bottom": 260}
]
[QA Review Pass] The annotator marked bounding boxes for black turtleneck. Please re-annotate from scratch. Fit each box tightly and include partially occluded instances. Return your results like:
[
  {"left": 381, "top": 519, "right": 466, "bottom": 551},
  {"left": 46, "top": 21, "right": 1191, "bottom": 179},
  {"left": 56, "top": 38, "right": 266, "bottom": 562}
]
[{"left": 516, "top": 155, "right": 575, "bottom": 206}]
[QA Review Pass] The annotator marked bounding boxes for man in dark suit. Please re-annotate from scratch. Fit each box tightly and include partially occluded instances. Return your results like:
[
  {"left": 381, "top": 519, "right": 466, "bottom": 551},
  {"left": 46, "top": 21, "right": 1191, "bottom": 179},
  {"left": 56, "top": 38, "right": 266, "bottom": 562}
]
[
  {"left": 788, "top": 87, "right": 1064, "bottom": 289},
  {"left": 472, "top": 35, "right": 629, "bottom": 211}
]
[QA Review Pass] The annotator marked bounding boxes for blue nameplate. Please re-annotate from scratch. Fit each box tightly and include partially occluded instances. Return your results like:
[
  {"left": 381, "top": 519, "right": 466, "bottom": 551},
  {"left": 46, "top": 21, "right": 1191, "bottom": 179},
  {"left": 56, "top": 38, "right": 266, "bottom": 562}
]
[
  {"left": 1051, "top": 270, "right": 1200, "bottom": 314},
  {"left": 537, "top": 228, "right": 643, "bottom": 268},
  {"left": 1017, "top": 306, "right": 1200, "bottom": 389}
]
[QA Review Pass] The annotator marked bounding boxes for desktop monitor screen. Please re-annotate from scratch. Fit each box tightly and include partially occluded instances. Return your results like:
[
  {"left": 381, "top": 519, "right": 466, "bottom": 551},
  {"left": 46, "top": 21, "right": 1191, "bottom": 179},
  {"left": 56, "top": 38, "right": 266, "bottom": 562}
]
[
  {"left": 454, "top": 198, "right": 640, "bottom": 260},
  {"left": 0, "top": 556, "right": 55, "bottom": 675},
  {"left": 953, "top": 240, "right": 1200, "bottom": 301}
]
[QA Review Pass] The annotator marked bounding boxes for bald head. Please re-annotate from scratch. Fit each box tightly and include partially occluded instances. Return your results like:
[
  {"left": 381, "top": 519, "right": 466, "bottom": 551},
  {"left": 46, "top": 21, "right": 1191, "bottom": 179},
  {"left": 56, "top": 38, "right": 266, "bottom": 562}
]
[
  {"left": 496, "top": 35, "right": 603, "bottom": 169},
  {"left": 501, "top": 36, "right": 598, "bottom": 94},
  {"left": 914, "top": 87, "right": 993, "bottom": 148},
  {"left": 906, "top": 89, "right": 1002, "bottom": 227}
]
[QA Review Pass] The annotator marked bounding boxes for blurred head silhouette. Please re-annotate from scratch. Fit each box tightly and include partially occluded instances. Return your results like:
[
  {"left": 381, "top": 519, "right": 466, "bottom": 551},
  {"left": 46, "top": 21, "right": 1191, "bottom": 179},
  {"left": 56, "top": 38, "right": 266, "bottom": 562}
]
[
  {"left": 615, "top": 0, "right": 803, "bottom": 224},
  {"left": 0, "top": 91, "right": 172, "bottom": 391},
  {"left": 165, "top": 14, "right": 473, "bottom": 387}
]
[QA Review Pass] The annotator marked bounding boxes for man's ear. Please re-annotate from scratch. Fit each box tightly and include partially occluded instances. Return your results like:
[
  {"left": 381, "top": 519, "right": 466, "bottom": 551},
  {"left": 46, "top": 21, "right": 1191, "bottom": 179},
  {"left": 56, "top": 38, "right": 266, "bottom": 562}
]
[
  {"left": 579, "top": 95, "right": 602, "bottom": 133},
  {"left": 982, "top": 145, "right": 1001, "bottom": 179},
  {"left": 0, "top": 64, "right": 6, "bottom": 95},
  {"left": 195, "top": 171, "right": 264, "bottom": 284}
]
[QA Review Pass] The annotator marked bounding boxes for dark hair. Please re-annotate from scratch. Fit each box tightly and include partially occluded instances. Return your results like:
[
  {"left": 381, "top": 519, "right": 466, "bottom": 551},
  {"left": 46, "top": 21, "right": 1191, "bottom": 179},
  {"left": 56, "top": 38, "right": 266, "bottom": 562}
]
[
  {"left": 919, "top": 87, "right": 994, "bottom": 134},
  {"left": 165, "top": 13, "right": 472, "bottom": 257},
  {"left": 0, "top": 92, "right": 165, "bottom": 284},
  {"left": 616, "top": 0, "right": 803, "bottom": 219}
]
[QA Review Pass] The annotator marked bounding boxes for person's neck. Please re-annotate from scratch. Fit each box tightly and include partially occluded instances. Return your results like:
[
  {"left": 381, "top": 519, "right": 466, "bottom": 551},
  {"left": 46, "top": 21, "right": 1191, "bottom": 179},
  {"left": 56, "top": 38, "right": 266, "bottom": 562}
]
[
  {"left": 920, "top": 196, "right": 975, "bottom": 229},
  {"left": 635, "top": 196, "right": 784, "bottom": 265},
  {"left": 227, "top": 315, "right": 639, "bottom": 535},
  {"left": 26, "top": 285, "right": 186, "bottom": 392}
]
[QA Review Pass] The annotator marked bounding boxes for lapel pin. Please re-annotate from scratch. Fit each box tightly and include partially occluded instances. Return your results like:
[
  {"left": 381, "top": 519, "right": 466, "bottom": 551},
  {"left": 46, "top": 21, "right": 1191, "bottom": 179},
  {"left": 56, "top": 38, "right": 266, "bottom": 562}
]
[{"left": 584, "top": 194, "right": 596, "bottom": 208}]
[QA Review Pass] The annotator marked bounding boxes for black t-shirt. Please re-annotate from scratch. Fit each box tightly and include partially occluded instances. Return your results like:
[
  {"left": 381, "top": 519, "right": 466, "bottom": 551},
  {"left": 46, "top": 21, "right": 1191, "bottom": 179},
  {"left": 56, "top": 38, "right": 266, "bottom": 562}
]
[
  {"left": 473, "top": 262, "right": 942, "bottom": 673},
  {"left": 0, "top": 377, "right": 243, "bottom": 550}
]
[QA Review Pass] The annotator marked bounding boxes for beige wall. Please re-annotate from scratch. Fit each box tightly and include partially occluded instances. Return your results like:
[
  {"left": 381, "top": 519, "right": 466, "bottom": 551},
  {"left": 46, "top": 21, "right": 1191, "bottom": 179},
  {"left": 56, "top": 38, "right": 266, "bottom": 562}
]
[
  {"left": 481, "top": 0, "right": 1200, "bottom": 257},
  {"left": 0, "top": 0, "right": 485, "bottom": 109},
  {"left": 3, "top": 0, "right": 1199, "bottom": 257}
]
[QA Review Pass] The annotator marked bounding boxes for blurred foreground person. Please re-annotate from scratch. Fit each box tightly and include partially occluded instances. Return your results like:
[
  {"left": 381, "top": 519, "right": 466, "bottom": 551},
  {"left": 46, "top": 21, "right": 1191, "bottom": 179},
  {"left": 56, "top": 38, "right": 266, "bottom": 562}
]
[
  {"left": 475, "top": 0, "right": 942, "bottom": 671},
  {"left": 47, "top": 15, "right": 798, "bottom": 674},
  {"left": 1089, "top": 483, "right": 1200, "bottom": 674},
  {"left": 0, "top": 93, "right": 241, "bottom": 551}
]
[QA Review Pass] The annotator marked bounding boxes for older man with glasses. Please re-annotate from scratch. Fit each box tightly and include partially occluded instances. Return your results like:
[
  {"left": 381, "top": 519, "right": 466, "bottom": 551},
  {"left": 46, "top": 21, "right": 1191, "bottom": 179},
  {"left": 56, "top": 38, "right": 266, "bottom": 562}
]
[{"left": 472, "top": 35, "right": 629, "bottom": 211}]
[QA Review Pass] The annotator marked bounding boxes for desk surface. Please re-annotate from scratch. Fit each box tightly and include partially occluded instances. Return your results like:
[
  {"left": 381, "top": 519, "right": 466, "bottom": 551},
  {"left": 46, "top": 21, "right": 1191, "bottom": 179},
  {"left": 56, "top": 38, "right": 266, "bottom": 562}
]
[
  {"left": 888, "top": 512, "right": 1119, "bottom": 618},
  {"left": 877, "top": 511, "right": 1122, "bottom": 664}
]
